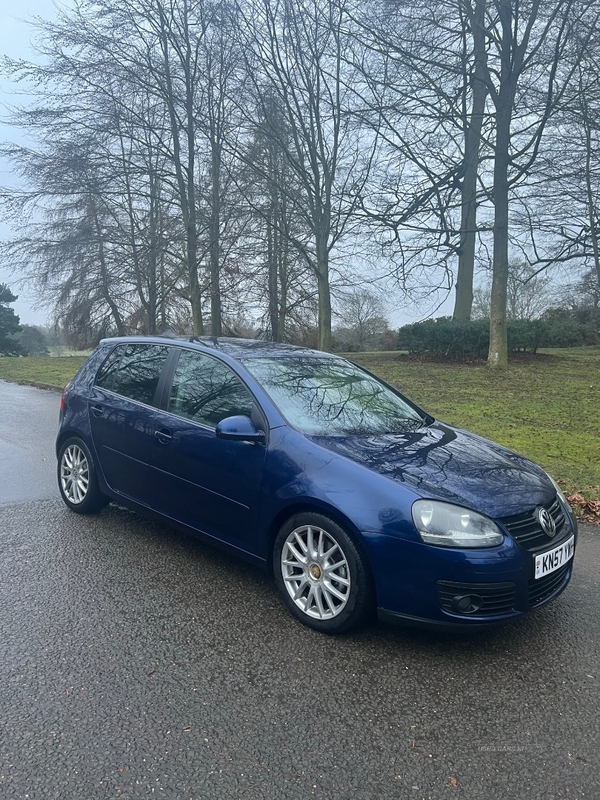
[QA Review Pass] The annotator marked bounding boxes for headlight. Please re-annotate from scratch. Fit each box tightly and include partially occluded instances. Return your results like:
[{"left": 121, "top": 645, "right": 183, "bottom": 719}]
[{"left": 412, "top": 500, "right": 504, "bottom": 548}]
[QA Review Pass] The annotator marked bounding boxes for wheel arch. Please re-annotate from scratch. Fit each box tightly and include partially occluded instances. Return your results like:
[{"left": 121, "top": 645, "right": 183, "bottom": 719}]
[
  {"left": 265, "top": 500, "right": 374, "bottom": 580},
  {"left": 56, "top": 428, "right": 87, "bottom": 458}
]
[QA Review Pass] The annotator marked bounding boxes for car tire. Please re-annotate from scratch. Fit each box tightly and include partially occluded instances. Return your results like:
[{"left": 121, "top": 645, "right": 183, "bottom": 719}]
[
  {"left": 274, "top": 512, "right": 374, "bottom": 634},
  {"left": 57, "top": 437, "right": 109, "bottom": 514}
]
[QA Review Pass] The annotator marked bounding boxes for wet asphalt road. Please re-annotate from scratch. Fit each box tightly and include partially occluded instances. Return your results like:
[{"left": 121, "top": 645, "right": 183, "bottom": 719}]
[{"left": 0, "top": 380, "right": 599, "bottom": 799}]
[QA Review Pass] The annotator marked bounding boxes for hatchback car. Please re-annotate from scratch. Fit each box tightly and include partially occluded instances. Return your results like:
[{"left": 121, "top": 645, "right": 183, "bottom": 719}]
[{"left": 57, "top": 336, "right": 577, "bottom": 633}]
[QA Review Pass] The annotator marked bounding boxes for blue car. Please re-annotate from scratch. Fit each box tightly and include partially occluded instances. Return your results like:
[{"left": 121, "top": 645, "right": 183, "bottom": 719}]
[{"left": 56, "top": 336, "right": 577, "bottom": 633}]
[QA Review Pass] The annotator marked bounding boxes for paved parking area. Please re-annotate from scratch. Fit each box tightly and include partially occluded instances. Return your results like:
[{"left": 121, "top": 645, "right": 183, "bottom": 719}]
[{"left": 0, "top": 380, "right": 598, "bottom": 798}]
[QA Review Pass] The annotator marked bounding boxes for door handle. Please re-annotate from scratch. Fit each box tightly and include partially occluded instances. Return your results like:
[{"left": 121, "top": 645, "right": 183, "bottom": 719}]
[
  {"left": 155, "top": 429, "right": 173, "bottom": 444},
  {"left": 91, "top": 404, "right": 103, "bottom": 417}
]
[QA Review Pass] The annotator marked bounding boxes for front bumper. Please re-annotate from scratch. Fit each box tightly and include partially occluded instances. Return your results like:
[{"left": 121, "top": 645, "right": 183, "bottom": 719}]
[{"left": 363, "top": 512, "right": 577, "bottom": 629}]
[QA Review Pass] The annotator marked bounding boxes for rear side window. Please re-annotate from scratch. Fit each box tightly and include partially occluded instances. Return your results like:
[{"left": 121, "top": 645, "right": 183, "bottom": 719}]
[
  {"left": 95, "top": 345, "right": 126, "bottom": 388},
  {"left": 95, "top": 343, "right": 170, "bottom": 406},
  {"left": 168, "top": 349, "right": 254, "bottom": 428}
]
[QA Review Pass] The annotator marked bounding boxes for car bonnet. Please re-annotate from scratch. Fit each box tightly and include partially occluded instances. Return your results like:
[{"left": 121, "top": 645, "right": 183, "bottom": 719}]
[{"left": 308, "top": 421, "right": 554, "bottom": 519}]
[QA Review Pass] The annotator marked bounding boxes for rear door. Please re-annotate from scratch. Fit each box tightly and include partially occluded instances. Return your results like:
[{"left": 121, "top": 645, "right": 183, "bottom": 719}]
[
  {"left": 149, "top": 348, "right": 267, "bottom": 554},
  {"left": 89, "top": 343, "right": 171, "bottom": 504}
]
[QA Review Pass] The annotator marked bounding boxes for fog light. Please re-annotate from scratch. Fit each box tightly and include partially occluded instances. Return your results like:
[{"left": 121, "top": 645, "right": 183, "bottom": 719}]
[{"left": 452, "top": 594, "right": 483, "bottom": 614}]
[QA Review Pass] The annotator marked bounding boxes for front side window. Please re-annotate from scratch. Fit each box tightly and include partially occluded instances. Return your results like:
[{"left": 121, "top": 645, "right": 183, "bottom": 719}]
[
  {"left": 168, "top": 350, "right": 254, "bottom": 428},
  {"left": 242, "top": 357, "right": 425, "bottom": 436},
  {"left": 95, "top": 343, "right": 170, "bottom": 406}
]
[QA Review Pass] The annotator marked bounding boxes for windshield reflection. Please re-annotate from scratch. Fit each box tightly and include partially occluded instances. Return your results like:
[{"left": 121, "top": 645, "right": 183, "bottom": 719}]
[{"left": 243, "top": 357, "right": 425, "bottom": 436}]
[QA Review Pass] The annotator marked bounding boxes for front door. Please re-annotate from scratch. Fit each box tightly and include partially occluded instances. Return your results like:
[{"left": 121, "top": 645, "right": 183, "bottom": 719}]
[{"left": 149, "top": 349, "right": 267, "bottom": 555}]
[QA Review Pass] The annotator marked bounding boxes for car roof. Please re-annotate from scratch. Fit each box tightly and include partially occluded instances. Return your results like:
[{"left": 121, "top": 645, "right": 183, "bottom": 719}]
[{"left": 99, "top": 335, "right": 340, "bottom": 361}]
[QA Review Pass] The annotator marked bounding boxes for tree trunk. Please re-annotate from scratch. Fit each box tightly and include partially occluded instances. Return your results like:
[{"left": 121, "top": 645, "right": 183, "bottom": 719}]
[
  {"left": 278, "top": 201, "right": 289, "bottom": 342},
  {"left": 317, "top": 270, "right": 332, "bottom": 352},
  {"left": 267, "top": 201, "right": 279, "bottom": 341},
  {"left": 209, "top": 139, "right": 222, "bottom": 336},
  {"left": 316, "top": 228, "right": 332, "bottom": 351},
  {"left": 583, "top": 101, "right": 600, "bottom": 291},
  {"left": 189, "top": 240, "right": 203, "bottom": 336},
  {"left": 488, "top": 102, "right": 512, "bottom": 369},
  {"left": 453, "top": 0, "right": 488, "bottom": 320},
  {"left": 90, "top": 198, "right": 125, "bottom": 335},
  {"left": 158, "top": 0, "right": 203, "bottom": 335},
  {"left": 147, "top": 177, "right": 159, "bottom": 335},
  {"left": 186, "top": 85, "right": 203, "bottom": 336},
  {"left": 119, "top": 133, "right": 151, "bottom": 333}
]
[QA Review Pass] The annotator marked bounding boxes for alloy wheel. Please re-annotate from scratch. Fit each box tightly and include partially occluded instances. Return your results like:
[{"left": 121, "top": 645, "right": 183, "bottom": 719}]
[
  {"left": 60, "top": 444, "right": 90, "bottom": 504},
  {"left": 281, "top": 524, "right": 351, "bottom": 620}
]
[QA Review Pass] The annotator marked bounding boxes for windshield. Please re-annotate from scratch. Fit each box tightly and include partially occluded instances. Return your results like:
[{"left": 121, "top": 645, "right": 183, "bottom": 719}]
[{"left": 242, "top": 357, "right": 426, "bottom": 436}]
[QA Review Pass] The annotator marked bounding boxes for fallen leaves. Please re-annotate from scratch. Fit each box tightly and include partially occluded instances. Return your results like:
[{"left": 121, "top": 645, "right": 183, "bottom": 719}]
[{"left": 567, "top": 494, "right": 600, "bottom": 523}]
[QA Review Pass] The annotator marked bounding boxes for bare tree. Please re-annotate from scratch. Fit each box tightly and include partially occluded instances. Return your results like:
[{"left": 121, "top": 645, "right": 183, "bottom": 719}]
[
  {"left": 345, "top": 1, "right": 491, "bottom": 318},
  {"left": 459, "top": 0, "right": 596, "bottom": 367},
  {"left": 1, "top": 0, "right": 236, "bottom": 337},
  {"left": 472, "top": 262, "right": 552, "bottom": 319},
  {"left": 237, "top": 93, "right": 313, "bottom": 341},
  {"left": 453, "top": 0, "right": 490, "bottom": 320},
  {"left": 333, "top": 288, "right": 389, "bottom": 350},
  {"left": 235, "top": 0, "right": 376, "bottom": 351},
  {"left": 2, "top": 0, "right": 600, "bottom": 354},
  {"left": 522, "top": 38, "right": 600, "bottom": 302}
]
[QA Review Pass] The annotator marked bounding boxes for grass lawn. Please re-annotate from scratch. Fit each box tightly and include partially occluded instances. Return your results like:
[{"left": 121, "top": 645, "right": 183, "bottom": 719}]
[
  {"left": 349, "top": 346, "right": 600, "bottom": 508},
  {"left": 1, "top": 347, "right": 598, "bottom": 508},
  {"left": 0, "top": 356, "right": 86, "bottom": 388}
]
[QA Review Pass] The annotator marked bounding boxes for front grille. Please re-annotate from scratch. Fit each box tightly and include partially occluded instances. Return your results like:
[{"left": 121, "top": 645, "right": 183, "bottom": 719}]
[
  {"left": 500, "top": 497, "right": 567, "bottom": 552},
  {"left": 437, "top": 580, "right": 516, "bottom": 616},
  {"left": 528, "top": 562, "right": 571, "bottom": 606}
]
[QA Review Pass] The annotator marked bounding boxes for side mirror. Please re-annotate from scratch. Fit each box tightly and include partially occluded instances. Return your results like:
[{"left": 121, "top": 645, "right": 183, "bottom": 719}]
[{"left": 215, "top": 415, "right": 266, "bottom": 444}]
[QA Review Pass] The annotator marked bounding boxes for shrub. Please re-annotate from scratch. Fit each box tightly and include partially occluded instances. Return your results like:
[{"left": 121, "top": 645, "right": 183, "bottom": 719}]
[
  {"left": 541, "top": 307, "right": 599, "bottom": 347},
  {"left": 397, "top": 318, "right": 490, "bottom": 358},
  {"left": 396, "top": 316, "right": 594, "bottom": 358},
  {"left": 507, "top": 319, "right": 548, "bottom": 353}
]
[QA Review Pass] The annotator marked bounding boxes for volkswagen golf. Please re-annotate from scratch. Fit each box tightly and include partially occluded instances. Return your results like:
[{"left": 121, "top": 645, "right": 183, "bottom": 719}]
[{"left": 56, "top": 336, "right": 577, "bottom": 633}]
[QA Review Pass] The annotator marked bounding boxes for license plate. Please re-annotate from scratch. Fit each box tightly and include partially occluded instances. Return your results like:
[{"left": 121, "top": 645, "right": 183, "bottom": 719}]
[{"left": 534, "top": 535, "right": 575, "bottom": 580}]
